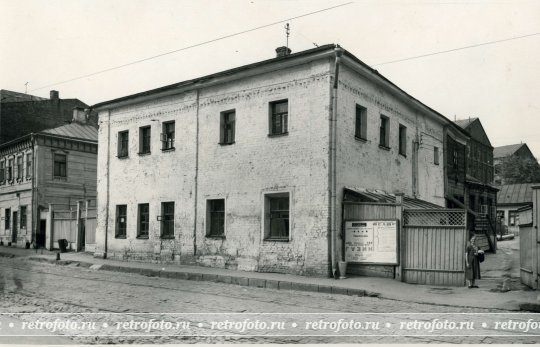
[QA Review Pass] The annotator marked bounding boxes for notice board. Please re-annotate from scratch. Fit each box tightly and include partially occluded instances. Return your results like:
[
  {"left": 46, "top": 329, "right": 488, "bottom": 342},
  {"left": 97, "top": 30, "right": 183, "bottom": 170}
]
[{"left": 344, "top": 220, "right": 398, "bottom": 265}]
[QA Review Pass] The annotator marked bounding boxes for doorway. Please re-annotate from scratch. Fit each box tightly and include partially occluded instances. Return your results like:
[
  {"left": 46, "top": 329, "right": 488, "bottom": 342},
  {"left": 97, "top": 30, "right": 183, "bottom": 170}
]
[
  {"left": 11, "top": 211, "right": 18, "bottom": 244},
  {"left": 37, "top": 220, "right": 46, "bottom": 248}
]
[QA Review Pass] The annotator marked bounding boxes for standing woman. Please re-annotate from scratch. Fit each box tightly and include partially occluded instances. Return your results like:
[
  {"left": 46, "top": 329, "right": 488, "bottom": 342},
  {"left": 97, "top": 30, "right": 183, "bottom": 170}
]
[{"left": 465, "top": 231, "right": 481, "bottom": 288}]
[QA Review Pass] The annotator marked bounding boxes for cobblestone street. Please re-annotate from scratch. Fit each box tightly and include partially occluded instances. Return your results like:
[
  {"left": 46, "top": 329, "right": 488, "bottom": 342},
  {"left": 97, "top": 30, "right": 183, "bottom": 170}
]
[{"left": 0, "top": 257, "right": 538, "bottom": 344}]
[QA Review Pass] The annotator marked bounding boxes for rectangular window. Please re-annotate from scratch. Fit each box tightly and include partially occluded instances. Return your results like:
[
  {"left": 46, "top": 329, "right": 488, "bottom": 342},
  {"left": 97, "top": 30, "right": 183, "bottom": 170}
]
[
  {"left": 398, "top": 124, "right": 407, "bottom": 156},
  {"left": 509, "top": 210, "right": 519, "bottom": 227},
  {"left": 269, "top": 100, "right": 288, "bottom": 136},
  {"left": 16, "top": 156, "right": 23, "bottom": 179},
  {"left": 265, "top": 193, "right": 290, "bottom": 241},
  {"left": 53, "top": 154, "right": 67, "bottom": 178},
  {"left": 137, "top": 203, "right": 149, "bottom": 238},
  {"left": 207, "top": 199, "right": 225, "bottom": 237},
  {"left": 220, "top": 110, "right": 236, "bottom": 145},
  {"left": 161, "top": 121, "right": 175, "bottom": 150},
  {"left": 160, "top": 202, "right": 174, "bottom": 238},
  {"left": 117, "top": 131, "right": 129, "bottom": 158},
  {"left": 20, "top": 206, "right": 27, "bottom": 229},
  {"left": 7, "top": 159, "right": 13, "bottom": 181},
  {"left": 139, "top": 126, "right": 151, "bottom": 154},
  {"left": 0, "top": 161, "right": 4, "bottom": 183},
  {"left": 26, "top": 153, "right": 32, "bottom": 179},
  {"left": 434, "top": 146, "right": 440, "bottom": 165},
  {"left": 115, "top": 205, "right": 127, "bottom": 238},
  {"left": 5, "top": 208, "right": 10, "bottom": 230},
  {"left": 355, "top": 104, "right": 367, "bottom": 140},
  {"left": 379, "top": 115, "right": 390, "bottom": 148}
]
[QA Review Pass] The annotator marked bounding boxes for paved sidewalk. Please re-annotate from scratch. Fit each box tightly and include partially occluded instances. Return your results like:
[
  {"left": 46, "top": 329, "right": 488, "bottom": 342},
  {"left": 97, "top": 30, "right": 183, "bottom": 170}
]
[{"left": 0, "top": 245, "right": 537, "bottom": 311}]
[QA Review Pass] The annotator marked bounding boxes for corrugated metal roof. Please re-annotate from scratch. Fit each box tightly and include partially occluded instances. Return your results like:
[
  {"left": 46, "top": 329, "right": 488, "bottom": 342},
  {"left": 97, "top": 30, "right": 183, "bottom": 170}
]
[
  {"left": 493, "top": 144, "right": 524, "bottom": 159},
  {"left": 343, "top": 187, "right": 444, "bottom": 209},
  {"left": 454, "top": 118, "right": 477, "bottom": 129},
  {"left": 497, "top": 183, "right": 540, "bottom": 205},
  {"left": 40, "top": 122, "right": 97, "bottom": 142}
]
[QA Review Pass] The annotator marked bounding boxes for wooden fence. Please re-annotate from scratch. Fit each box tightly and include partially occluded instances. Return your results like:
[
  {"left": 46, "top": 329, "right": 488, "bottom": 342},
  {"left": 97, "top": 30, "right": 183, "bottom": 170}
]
[
  {"left": 48, "top": 200, "right": 97, "bottom": 252},
  {"left": 402, "top": 209, "right": 467, "bottom": 286}
]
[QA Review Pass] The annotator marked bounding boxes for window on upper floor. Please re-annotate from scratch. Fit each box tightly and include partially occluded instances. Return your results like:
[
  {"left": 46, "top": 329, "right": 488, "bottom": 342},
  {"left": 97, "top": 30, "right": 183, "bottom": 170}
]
[
  {"left": 137, "top": 203, "right": 149, "bottom": 239},
  {"left": 161, "top": 121, "right": 175, "bottom": 151},
  {"left": 160, "top": 202, "right": 175, "bottom": 238},
  {"left": 434, "top": 146, "right": 440, "bottom": 165},
  {"left": 220, "top": 110, "right": 236, "bottom": 145},
  {"left": 20, "top": 206, "right": 27, "bottom": 229},
  {"left": 139, "top": 126, "right": 151, "bottom": 154},
  {"left": 206, "top": 199, "right": 225, "bottom": 237},
  {"left": 399, "top": 124, "right": 407, "bottom": 156},
  {"left": 16, "top": 156, "right": 23, "bottom": 180},
  {"left": 355, "top": 104, "right": 367, "bottom": 140},
  {"left": 379, "top": 115, "right": 390, "bottom": 148},
  {"left": 7, "top": 159, "right": 13, "bottom": 181},
  {"left": 53, "top": 153, "right": 67, "bottom": 178},
  {"left": 264, "top": 192, "right": 290, "bottom": 241},
  {"left": 0, "top": 161, "right": 4, "bottom": 184},
  {"left": 117, "top": 131, "right": 129, "bottom": 158},
  {"left": 269, "top": 100, "right": 288, "bottom": 136},
  {"left": 26, "top": 153, "right": 32, "bottom": 179},
  {"left": 115, "top": 204, "right": 127, "bottom": 238}
]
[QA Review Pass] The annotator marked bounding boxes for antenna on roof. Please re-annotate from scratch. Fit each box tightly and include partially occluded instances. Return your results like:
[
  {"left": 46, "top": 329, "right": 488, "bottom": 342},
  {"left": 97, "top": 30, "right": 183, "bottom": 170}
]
[
  {"left": 24, "top": 82, "right": 28, "bottom": 94},
  {"left": 285, "top": 23, "right": 290, "bottom": 51}
]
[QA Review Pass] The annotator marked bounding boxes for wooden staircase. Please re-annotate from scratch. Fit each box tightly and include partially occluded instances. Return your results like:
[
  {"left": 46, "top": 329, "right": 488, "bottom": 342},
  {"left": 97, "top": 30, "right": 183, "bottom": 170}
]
[{"left": 474, "top": 214, "right": 496, "bottom": 252}]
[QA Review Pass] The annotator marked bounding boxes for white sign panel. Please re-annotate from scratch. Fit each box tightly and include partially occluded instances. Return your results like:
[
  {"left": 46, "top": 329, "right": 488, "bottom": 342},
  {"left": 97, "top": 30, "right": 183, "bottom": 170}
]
[{"left": 344, "top": 220, "right": 398, "bottom": 264}]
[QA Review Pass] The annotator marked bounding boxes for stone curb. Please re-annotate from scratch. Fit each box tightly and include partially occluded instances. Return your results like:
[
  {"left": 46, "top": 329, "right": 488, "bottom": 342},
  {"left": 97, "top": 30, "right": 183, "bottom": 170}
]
[{"left": 21, "top": 254, "right": 378, "bottom": 298}]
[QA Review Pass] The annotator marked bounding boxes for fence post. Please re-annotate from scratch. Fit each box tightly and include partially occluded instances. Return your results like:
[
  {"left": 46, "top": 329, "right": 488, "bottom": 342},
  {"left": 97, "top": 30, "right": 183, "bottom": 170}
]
[{"left": 395, "top": 193, "right": 404, "bottom": 281}]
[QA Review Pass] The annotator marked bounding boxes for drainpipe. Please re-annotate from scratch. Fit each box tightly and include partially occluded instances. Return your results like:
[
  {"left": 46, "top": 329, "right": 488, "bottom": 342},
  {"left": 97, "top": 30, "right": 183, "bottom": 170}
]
[
  {"left": 193, "top": 89, "right": 200, "bottom": 260},
  {"left": 330, "top": 45, "right": 344, "bottom": 278},
  {"left": 104, "top": 109, "right": 110, "bottom": 258},
  {"left": 31, "top": 134, "right": 36, "bottom": 247}
]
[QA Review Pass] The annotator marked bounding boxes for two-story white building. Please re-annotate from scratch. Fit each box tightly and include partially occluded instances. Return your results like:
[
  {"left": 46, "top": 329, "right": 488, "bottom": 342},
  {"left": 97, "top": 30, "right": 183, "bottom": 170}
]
[{"left": 92, "top": 44, "right": 461, "bottom": 276}]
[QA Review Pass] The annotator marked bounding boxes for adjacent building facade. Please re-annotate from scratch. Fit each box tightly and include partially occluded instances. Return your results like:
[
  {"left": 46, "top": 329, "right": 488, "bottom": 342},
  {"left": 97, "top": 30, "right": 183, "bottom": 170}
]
[
  {"left": 0, "top": 109, "right": 97, "bottom": 248},
  {"left": 92, "top": 45, "right": 470, "bottom": 277},
  {"left": 494, "top": 143, "right": 540, "bottom": 185}
]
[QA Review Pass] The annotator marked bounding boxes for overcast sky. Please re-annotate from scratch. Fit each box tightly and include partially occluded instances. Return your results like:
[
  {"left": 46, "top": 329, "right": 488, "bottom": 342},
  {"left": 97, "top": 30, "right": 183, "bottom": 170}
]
[{"left": 1, "top": 0, "right": 539, "bottom": 157}]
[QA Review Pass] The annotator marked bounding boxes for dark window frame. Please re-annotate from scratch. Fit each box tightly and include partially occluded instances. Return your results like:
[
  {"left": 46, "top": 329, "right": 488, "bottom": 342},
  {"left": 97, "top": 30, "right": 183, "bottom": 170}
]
[
  {"left": 115, "top": 204, "right": 127, "bottom": 238},
  {"left": 139, "top": 126, "right": 151, "bottom": 154},
  {"left": 161, "top": 121, "right": 175, "bottom": 151},
  {"left": 16, "top": 156, "right": 23, "bottom": 180},
  {"left": 5, "top": 208, "right": 11, "bottom": 230},
  {"left": 379, "top": 115, "right": 390, "bottom": 148},
  {"left": 53, "top": 153, "right": 67, "bottom": 178},
  {"left": 26, "top": 153, "right": 32, "bottom": 179},
  {"left": 269, "top": 99, "right": 288, "bottom": 136},
  {"left": 117, "top": 130, "right": 129, "bottom": 158},
  {"left": 160, "top": 201, "right": 175, "bottom": 238},
  {"left": 206, "top": 199, "right": 225, "bottom": 237},
  {"left": 20, "top": 206, "right": 27, "bottom": 229},
  {"left": 398, "top": 124, "right": 407, "bottom": 157},
  {"left": 7, "top": 158, "right": 13, "bottom": 181},
  {"left": 220, "top": 110, "right": 236, "bottom": 145},
  {"left": 137, "top": 203, "right": 150, "bottom": 238},
  {"left": 355, "top": 104, "right": 367, "bottom": 140},
  {"left": 264, "top": 192, "right": 290, "bottom": 241},
  {"left": 0, "top": 161, "right": 5, "bottom": 184}
]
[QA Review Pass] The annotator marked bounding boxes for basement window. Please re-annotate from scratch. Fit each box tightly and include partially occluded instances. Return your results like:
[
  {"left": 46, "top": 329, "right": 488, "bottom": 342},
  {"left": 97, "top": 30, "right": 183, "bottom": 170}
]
[{"left": 264, "top": 192, "right": 290, "bottom": 241}]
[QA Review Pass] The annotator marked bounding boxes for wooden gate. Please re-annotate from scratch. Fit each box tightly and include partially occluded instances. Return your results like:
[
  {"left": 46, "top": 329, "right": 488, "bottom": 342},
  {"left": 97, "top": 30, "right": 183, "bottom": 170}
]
[
  {"left": 520, "top": 186, "right": 540, "bottom": 289},
  {"left": 402, "top": 209, "right": 467, "bottom": 286}
]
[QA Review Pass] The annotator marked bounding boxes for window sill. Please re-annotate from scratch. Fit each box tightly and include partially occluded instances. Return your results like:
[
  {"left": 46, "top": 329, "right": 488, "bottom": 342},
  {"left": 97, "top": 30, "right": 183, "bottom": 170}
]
[
  {"left": 161, "top": 235, "right": 175, "bottom": 239},
  {"left": 161, "top": 147, "right": 175, "bottom": 152},
  {"left": 206, "top": 235, "right": 226, "bottom": 239},
  {"left": 115, "top": 235, "right": 127, "bottom": 239},
  {"left": 137, "top": 152, "right": 151, "bottom": 156},
  {"left": 399, "top": 153, "right": 407, "bottom": 158},
  {"left": 53, "top": 176, "right": 67, "bottom": 181},
  {"left": 219, "top": 142, "right": 235, "bottom": 146},
  {"left": 117, "top": 155, "right": 129, "bottom": 159},
  {"left": 264, "top": 237, "right": 290, "bottom": 242},
  {"left": 136, "top": 235, "right": 149, "bottom": 239},
  {"left": 379, "top": 145, "right": 391, "bottom": 151},
  {"left": 354, "top": 136, "right": 367, "bottom": 143},
  {"left": 268, "top": 132, "right": 288, "bottom": 138}
]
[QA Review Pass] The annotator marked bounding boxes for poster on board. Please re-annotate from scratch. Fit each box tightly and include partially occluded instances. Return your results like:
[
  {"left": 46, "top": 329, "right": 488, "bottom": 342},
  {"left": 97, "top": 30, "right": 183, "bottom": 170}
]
[{"left": 344, "top": 220, "right": 398, "bottom": 264}]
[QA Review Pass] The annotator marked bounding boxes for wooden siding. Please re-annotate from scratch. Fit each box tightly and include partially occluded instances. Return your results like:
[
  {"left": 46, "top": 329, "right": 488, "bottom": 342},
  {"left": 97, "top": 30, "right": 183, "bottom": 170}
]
[{"left": 520, "top": 225, "right": 534, "bottom": 288}]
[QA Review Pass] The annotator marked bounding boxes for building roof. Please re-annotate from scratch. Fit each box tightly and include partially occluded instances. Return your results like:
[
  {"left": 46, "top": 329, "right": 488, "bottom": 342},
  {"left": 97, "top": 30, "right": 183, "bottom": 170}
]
[
  {"left": 40, "top": 122, "right": 98, "bottom": 142},
  {"left": 453, "top": 117, "right": 478, "bottom": 129},
  {"left": 91, "top": 44, "right": 468, "bottom": 138},
  {"left": 493, "top": 144, "right": 525, "bottom": 159},
  {"left": 0, "top": 89, "right": 47, "bottom": 103},
  {"left": 497, "top": 183, "right": 540, "bottom": 205},
  {"left": 343, "top": 187, "right": 443, "bottom": 209}
]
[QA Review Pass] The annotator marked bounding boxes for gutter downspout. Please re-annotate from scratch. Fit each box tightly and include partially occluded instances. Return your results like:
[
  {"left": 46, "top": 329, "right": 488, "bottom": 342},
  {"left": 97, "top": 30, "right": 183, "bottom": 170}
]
[
  {"left": 330, "top": 45, "right": 344, "bottom": 278},
  {"left": 31, "top": 134, "right": 36, "bottom": 247},
  {"left": 104, "top": 109, "right": 110, "bottom": 258},
  {"left": 193, "top": 90, "right": 200, "bottom": 260}
]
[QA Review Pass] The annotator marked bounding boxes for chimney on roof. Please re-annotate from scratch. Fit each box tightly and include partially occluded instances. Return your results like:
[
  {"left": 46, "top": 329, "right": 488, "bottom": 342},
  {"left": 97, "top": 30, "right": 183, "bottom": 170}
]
[
  {"left": 72, "top": 107, "right": 88, "bottom": 125},
  {"left": 50, "top": 90, "right": 59, "bottom": 100},
  {"left": 275, "top": 46, "right": 292, "bottom": 58}
]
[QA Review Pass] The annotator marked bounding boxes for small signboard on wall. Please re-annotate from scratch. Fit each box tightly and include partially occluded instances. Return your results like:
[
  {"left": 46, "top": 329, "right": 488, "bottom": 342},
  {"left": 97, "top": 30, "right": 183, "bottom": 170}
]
[{"left": 344, "top": 220, "right": 398, "bottom": 265}]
